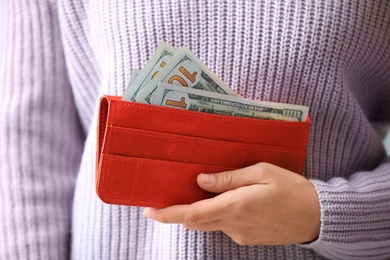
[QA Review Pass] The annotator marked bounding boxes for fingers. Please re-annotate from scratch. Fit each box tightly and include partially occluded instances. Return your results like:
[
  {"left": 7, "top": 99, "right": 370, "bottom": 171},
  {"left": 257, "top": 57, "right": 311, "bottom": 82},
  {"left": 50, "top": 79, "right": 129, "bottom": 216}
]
[
  {"left": 143, "top": 205, "right": 192, "bottom": 224},
  {"left": 144, "top": 190, "right": 236, "bottom": 225},
  {"left": 182, "top": 219, "right": 226, "bottom": 232},
  {"left": 197, "top": 163, "right": 271, "bottom": 193}
]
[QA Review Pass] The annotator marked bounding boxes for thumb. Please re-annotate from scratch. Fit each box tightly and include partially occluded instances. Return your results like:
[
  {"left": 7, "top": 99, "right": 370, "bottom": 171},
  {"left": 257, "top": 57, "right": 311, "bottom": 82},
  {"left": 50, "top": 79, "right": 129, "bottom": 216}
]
[{"left": 197, "top": 165, "right": 266, "bottom": 193}]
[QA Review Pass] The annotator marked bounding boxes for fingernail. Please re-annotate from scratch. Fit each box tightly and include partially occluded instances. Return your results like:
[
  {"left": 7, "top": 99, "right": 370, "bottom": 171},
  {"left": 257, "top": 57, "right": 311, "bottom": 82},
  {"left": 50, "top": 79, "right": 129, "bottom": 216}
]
[
  {"left": 143, "top": 207, "right": 152, "bottom": 218},
  {"left": 200, "top": 174, "right": 215, "bottom": 184}
]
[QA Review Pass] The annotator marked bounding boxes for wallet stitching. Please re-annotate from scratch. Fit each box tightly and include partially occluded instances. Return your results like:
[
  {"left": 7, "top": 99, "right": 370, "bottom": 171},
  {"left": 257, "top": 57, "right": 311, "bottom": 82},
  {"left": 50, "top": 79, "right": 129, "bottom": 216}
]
[
  {"left": 106, "top": 154, "right": 232, "bottom": 170},
  {"left": 104, "top": 130, "right": 140, "bottom": 201},
  {"left": 110, "top": 101, "right": 118, "bottom": 126},
  {"left": 101, "top": 197, "right": 166, "bottom": 208},
  {"left": 113, "top": 100, "right": 309, "bottom": 127},
  {"left": 168, "top": 138, "right": 176, "bottom": 160},
  {"left": 100, "top": 155, "right": 232, "bottom": 205},
  {"left": 131, "top": 160, "right": 140, "bottom": 202},
  {"left": 98, "top": 100, "right": 108, "bottom": 159},
  {"left": 100, "top": 155, "right": 110, "bottom": 199},
  {"left": 110, "top": 127, "right": 303, "bottom": 154}
]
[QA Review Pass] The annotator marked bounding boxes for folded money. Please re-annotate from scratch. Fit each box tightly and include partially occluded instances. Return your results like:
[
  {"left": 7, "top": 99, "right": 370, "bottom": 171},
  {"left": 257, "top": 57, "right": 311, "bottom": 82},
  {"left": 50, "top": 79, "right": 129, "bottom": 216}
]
[
  {"left": 135, "top": 45, "right": 239, "bottom": 104},
  {"left": 123, "top": 68, "right": 140, "bottom": 96},
  {"left": 123, "top": 41, "right": 309, "bottom": 122},
  {"left": 123, "top": 42, "right": 176, "bottom": 102},
  {"left": 154, "top": 83, "right": 308, "bottom": 122}
]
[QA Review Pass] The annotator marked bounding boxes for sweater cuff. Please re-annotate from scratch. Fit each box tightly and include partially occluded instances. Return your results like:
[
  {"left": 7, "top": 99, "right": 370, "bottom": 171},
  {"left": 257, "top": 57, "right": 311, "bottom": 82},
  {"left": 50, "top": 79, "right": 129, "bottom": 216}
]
[{"left": 299, "top": 174, "right": 390, "bottom": 259}]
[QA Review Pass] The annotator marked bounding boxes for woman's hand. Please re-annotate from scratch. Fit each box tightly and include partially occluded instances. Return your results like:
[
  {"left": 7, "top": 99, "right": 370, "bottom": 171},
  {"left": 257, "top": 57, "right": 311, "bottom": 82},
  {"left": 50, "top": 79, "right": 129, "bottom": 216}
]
[{"left": 143, "top": 163, "right": 321, "bottom": 246}]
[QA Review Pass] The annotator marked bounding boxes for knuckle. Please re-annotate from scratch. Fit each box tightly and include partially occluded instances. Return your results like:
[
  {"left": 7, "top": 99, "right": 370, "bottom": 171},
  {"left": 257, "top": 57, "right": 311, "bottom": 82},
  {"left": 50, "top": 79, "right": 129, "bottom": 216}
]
[
  {"left": 183, "top": 212, "right": 199, "bottom": 225},
  {"left": 256, "top": 162, "right": 268, "bottom": 172},
  {"left": 222, "top": 171, "right": 235, "bottom": 189},
  {"left": 254, "top": 162, "right": 271, "bottom": 178}
]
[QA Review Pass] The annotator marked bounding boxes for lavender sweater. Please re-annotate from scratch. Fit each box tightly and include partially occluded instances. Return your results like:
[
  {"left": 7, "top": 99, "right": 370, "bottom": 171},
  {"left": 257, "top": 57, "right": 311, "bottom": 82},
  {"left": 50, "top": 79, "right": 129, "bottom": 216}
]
[{"left": 1, "top": 0, "right": 390, "bottom": 259}]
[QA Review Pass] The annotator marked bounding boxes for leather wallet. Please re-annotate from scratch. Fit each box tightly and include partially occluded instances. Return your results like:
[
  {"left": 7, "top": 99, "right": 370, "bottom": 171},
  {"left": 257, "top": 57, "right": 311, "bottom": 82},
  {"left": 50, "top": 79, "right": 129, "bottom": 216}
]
[{"left": 96, "top": 95, "right": 310, "bottom": 208}]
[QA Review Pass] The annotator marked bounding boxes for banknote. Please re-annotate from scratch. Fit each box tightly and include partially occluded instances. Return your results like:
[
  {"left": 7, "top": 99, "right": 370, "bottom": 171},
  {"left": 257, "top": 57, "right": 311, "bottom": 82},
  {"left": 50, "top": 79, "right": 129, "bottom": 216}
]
[
  {"left": 122, "top": 41, "right": 176, "bottom": 101},
  {"left": 153, "top": 83, "right": 309, "bottom": 122},
  {"left": 122, "top": 69, "right": 140, "bottom": 100},
  {"left": 135, "top": 47, "right": 238, "bottom": 104}
]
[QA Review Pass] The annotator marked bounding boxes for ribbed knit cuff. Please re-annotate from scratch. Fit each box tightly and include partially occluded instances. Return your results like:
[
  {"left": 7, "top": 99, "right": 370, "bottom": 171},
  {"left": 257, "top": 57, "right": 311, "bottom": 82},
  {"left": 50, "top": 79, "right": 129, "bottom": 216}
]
[{"left": 299, "top": 172, "right": 390, "bottom": 260}]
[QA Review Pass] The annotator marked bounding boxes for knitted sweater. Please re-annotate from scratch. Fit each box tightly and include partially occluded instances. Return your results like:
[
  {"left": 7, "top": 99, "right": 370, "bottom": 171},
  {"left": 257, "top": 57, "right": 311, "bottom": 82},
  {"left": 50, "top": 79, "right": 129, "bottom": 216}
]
[{"left": 1, "top": 0, "right": 390, "bottom": 259}]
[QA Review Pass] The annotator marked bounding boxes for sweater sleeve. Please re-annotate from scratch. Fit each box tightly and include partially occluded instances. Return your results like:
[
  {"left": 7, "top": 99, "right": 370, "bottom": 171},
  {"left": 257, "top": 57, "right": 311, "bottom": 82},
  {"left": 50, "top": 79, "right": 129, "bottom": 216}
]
[
  {"left": 301, "top": 157, "right": 390, "bottom": 259},
  {"left": 0, "top": 0, "right": 84, "bottom": 259}
]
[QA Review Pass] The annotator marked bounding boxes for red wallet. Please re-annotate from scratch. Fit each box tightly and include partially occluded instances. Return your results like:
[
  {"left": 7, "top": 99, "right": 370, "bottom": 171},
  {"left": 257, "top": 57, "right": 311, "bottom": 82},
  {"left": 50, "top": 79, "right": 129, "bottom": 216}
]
[{"left": 96, "top": 95, "right": 310, "bottom": 208}]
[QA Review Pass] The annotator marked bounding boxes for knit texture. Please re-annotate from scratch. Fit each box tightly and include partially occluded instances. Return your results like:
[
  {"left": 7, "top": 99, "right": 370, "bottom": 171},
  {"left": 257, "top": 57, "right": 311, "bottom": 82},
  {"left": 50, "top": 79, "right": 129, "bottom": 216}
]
[{"left": 1, "top": 0, "right": 390, "bottom": 259}]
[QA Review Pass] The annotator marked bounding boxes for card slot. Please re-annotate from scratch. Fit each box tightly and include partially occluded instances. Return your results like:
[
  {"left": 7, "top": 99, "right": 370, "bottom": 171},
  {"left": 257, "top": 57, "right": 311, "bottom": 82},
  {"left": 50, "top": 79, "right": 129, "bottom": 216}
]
[
  {"left": 96, "top": 154, "right": 233, "bottom": 208},
  {"left": 103, "top": 125, "right": 305, "bottom": 172}
]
